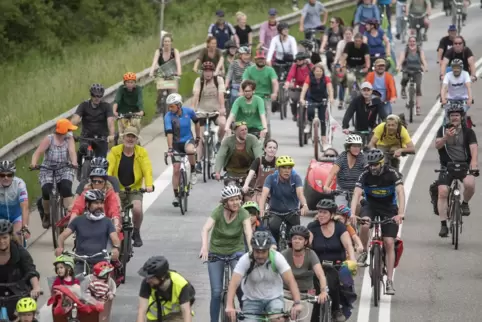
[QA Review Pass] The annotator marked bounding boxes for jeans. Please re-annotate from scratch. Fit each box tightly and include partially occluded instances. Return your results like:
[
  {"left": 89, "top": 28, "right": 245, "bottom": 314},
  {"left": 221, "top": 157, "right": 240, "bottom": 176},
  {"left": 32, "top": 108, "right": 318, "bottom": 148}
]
[
  {"left": 395, "top": 2, "right": 406, "bottom": 35},
  {"left": 379, "top": 102, "right": 392, "bottom": 120},
  {"left": 230, "top": 86, "right": 240, "bottom": 107},
  {"left": 311, "top": 266, "right": 341, "bottom": 321},
  {"left": 208, "top": 252, "right": 244, "bottom": 322},
  {"left": 242, "top": 296, "right": 285, "bottom": 322},
  {"left": 307, "top": 101, "right": 328, "bottom": 136}
]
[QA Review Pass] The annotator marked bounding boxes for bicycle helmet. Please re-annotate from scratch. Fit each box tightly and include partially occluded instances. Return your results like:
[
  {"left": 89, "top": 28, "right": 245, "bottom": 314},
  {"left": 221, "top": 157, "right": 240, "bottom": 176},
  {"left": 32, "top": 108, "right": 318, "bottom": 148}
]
[
  {"left": 225, "top": 40, "right": 237, "bottom": 49},
  {"left": 221, "top": 185, "right": 242, "bottom": 200},
  {"left": 138, "top": 256, "right": 169, "bottom": 278},
  {"left": 16, "top": 298, "right": 37, "bottom": 313},
  {"left": 202, "top": 61, "right": 215, "bottom": 71},
  {"left": 299, "top": 39, "right": 314, "bottom": 50},
  {"left": 344, "top": 134, "right": 363, "bottom": 148},
  {"left": 295, "top": 52, "right": 310, "bottom": 61},
  {"left": 238, "top": 46, "right": 250, "bottom": 54},
  {"left": 123, "top": 72, "right": 137, "bottom": 82},
  {"left": 366, "top": 149, "right": 385, "bottom": 164},
  {"left": 366, "top": 18, "right": 379, "bottom": 26},
  {"left": 316, "top": 199, "right": 338, "bottom": 212},
  {"left": 337, "top": 205, "right": 352, "bottom": 217},
  {"left": 53, "top": 255, "right": 75, "bottom": 270},
  {"left": 166, "top": 93, "right": 183, "bottom": 105},
  {"left": 251, "top": 231, "right": 272, "bottom": 250},
  {"left": 277, "top": 22, "right": 289, "bottom": 33},
  {"left": 276, "top": 156, "right": 295, "bottom": 168},
  {"left": 84, "top": 189, "right": 105, "bottom": 202},
  {"left": 0, "top": 219, "right": 13, "bottom": 235},
  {"left": 446, "top": 103, "right": 465, "bottom": 116},
  {"left": 242, "top": 201, "right": 260, "bottom": 212},
  {"left": 89, "top": 168, "right": 108, "bottom": 178},
  {"left": 93, "top": 261, "right": 114, "bottom": 278},
  {"left": 89, "top": 83, "right": 105, "bottom": 97},
  {"left": 450, "top": 58, "right": 463, "bottom": 68},
  {"left": 289, "top": 225, "right": 310, "bottom": 240},
  {"left": 90, "top": 157, "right": 109, "bottom": 169},
  {"left": 0, "top": 160, "right": 16, "bottom": 173}
]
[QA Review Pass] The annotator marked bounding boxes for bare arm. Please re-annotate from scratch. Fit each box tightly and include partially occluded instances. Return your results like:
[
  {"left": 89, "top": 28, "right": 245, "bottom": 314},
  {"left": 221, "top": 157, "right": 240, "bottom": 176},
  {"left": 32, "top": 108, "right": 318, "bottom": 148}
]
[
  {"left": 320, "top": 35, "right": 328, "bottom": 52},
  {"left": 244, "top": 169, "right": 256, "bottom": 188},
  {"left": 323, "top": 164, "right": 341, "bottom": 190},
  {"left": 282, "top": 270, "right": 301, "bottom": 302},
  {"left": 440, "top": 57, "right": 449, "bottom": 76},
  {"left": 401, "top": 140, "right": 415, "bottom": 154},
  {"left": 215, "top": 56, "right": 224, "bottom": 75},
  {"left": 201, "top": 217, "right": 215, "bottom": 250},
  {"left": 21, "top": 200, "right": 29, "bottom": 227},
  {"left": 192, "top": 88, "right": 200, "bottom": 109},
  {"left": 420, "top": 50, "right": 428, "bottom": 70},
  {"left": 340, "top": 53, "right": 348, "bottom": 67},
  {"left": 470, "top": 143, "right": 478, "bottom": 168},
  {"left": 437, "top": 48, "right": 444, "bottom": 65},
  {"left": 180, "top": 302, "right": 193, "bottom": 322},
  {"left": 313, "top": 263, "right": 327, "bottom": 289},
  {"left": 135, "top": 297, "right": 149, "bottom": 322},
  {"left": 174, "top": 49, "right": 182, "bottom": 75},
  {"left": 107, "top": 117, "right": 115, "bottom": 137},
  {"left": 271, "top": 78, "right": 279, "bottom": 97},
  {"left": 258, "top": 187, "right": 270, "bottom": 218},
  {"left": 31, "top": 136, "right": 51, "bottom": 166},
  {"left": 327, "top": 83, "right": 334, "bottom": 101},
  {"left": 395, "top": 184, "right": 406, "bottom": 214},
  {"left": 193, "top": 59, "right": 201, "bottom": 72},
  {"left": 295, "top": 187, "right": 308, "bottom": 207},
  {"left": 67, "top": 136, "right": 78, "bottom": 166},
  {"left": 300, "top": 83, "right": 309, "bottom": 101},
  {"left": 243, "top": 218, "right": 253, "bottom": 252},
  {"left": 435, "top": 132, "right": 449, "bottom": 150},
  {"left": 350, "top": 187, "right": 363, "bottom": 214},
  {"left": 57, "top": 228, "right": 73, "bottom": 249},
  {"left": 368, "top": 134, "right": 379, "bottom": 149},
  {"left": 383, "top": 35, "right": 390, "bottom": 55},
  {"left": 109, "top": 231, "right": 121, "bottom": 246},
  {"left": 149, "top": 49, "right": 160, "bottom": 76},
  {"left": 440, "top": 83, "right": 448, "bottom": 102},
  {"left": 468, "top": 56, "right": 476, "bottom": 78},
  {"left": 226, "top": 273, "right": 243, "bottom": 307},
  {"left": 341, "top": 231, "right": 356, "bottom": 261},
  {"left": 71, "top": 114, "right": 81, "bottom": 126}
]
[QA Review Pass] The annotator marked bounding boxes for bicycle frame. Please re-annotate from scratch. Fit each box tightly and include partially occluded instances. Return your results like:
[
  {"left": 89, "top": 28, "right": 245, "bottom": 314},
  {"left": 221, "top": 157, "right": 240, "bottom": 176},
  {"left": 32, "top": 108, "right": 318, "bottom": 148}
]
[
  {"left": 308, "top": 100, "right": 328, "bottom": 160},
  {"left": 274, "top": 63, "right": 291, "bottom": 120},
  {"left": 164, "top": 152, "right": 193, "bottom": 215},
  {"left": 75, "top": 136, "right": 107, "bottom": 181},
  {"left": 451, "top": 0, "right": 464, "bottom": 34},
  {"left": 406, "top": 72, "right": 416, "bottom": 123},
  {"left": 264, "top": 210, "right": 298, "bottom": 251},
  {"left": 197, "top": 112, "right": 219, "bottom": 183}
]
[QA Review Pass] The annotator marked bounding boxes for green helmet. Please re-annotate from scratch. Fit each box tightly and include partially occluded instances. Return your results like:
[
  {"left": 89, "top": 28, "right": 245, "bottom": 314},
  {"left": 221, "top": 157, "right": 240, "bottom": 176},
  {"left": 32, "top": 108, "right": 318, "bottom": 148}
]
[
  {"left": 242, "top": 201, "right": 260, "bottom": 212},
  {"left": 53, "top": 255, "right": 75, "bottom": 270}
]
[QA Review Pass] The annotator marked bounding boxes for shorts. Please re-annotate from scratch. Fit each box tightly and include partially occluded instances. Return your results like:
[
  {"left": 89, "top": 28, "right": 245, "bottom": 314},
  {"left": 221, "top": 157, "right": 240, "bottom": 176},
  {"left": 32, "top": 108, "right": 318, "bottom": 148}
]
[
  {"left": 173, "top": 139, "right": 195, "bottom": 154},
  {"left": 242, "top": 296, "right": 285, "bottom": 322},
  {"left": 198, "top": 114, "right": 219, "bottom": 127},
  {"left": 437, "top": 170, "right": 471, "bottom": 186},
  {"left": 360, "top": 203, "right": 399, "bottom": 238},
  {"left": 119, "top": 190, "right": 143, "bottom": 210},
  {"left": 0, "top": 213, "right": 21, "bottom": 224}
]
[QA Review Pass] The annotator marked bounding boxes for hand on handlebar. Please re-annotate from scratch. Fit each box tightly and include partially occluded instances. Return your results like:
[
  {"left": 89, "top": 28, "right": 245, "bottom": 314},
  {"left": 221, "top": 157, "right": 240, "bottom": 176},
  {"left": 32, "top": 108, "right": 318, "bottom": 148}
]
[
  {"left": 323, "top": 186, "right": 332, "bottom": 194},
  {"left": 392, "top": 214, "right": 405, "bottom": 225},
  {"left": 393, "top": 149, "right": 403, "bottom": 158},
  {"left": 342, "top": 129, "right": 350, "bottom": 135},
  {"left": 55, "top": 247, "right": 64, "bottom": 256},
  {"left": 111, "top": 247, "right": 120, "bottom": 261}
]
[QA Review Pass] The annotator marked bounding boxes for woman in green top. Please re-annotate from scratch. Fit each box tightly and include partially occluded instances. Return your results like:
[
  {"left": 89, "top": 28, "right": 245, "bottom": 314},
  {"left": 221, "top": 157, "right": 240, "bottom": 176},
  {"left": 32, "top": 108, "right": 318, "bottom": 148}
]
[
  {"left": 200, "top": 185, "right": 252, "bottom": 322},
  {"left": 225, "top": 80, "right": 268, "bottom": 138}
]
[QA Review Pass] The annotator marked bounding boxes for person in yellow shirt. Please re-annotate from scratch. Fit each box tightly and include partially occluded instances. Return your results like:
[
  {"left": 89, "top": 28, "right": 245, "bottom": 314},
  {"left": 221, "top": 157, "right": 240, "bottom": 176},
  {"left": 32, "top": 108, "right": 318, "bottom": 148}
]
[
  {"left": 368, "top": 114, "right": 415, "bottom": 169},
  {"left": 107, "top": 126, "right": 154, "bottom": 247}
]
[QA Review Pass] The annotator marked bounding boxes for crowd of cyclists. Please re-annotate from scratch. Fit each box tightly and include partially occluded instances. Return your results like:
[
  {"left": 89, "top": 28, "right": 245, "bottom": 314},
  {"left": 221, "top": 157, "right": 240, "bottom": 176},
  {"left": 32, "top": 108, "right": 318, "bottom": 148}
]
[{"left": 0, "top": 0, "right": 480, "bottom": 321}]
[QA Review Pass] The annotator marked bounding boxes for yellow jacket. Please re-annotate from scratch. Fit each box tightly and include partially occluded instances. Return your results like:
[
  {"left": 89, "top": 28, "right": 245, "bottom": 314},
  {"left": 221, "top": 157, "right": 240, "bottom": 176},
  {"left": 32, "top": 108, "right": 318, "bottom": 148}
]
[{"left": 107, "top": 144, "right": 153, "bottom": 190}]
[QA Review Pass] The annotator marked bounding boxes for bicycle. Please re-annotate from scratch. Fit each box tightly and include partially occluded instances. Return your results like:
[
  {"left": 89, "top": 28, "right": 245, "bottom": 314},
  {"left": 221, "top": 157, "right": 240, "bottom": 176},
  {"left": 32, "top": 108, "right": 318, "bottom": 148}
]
[
  {"left": 74, "top": 136, "right": 107, "bottom": 182},
  {"left": 263, "top": 210, "right": 299, "bottom": 251},
  {"left": 305, "top": 27, "right": 325, "bottom": 54},
  {"left": 398, "top": 5, "right": 409, "bottom": 44},
  {"left": 196, "top": 111, "right": 220, "bottom": 183},
  {"left": 284, "top": 292, "right": 330, "bottom": 322},
  {"left": 451, "top": 0, "right": 464, "bottom": 34},
  {"left": 434, "top": 163, "right": 479, "bottom": 250},
  {"left": 0, "top": 283, "right": 43, "bottom": 322},
  {"left": 306, "top": 100, "right": 333, "bottom": 161},
  {"left": 236, "top": 311, "right": 291, "bottom": 321},
  {"left": 30, "top": 163, "right": 75, "bottom": 249},
  {"left": 204, "top": 253, "right": 242, "bottom": 322},
  {"left": 408, "top": 13, "right": 427, "bottom": 46},
  {"left": 62, "top": 250, "right": 111, "bottom": 277},
  {"left": 273, "top": 62, "right": 292, "bottom": 120},
  {"left": 296, "top": 88, "right": 309, "bottom": 147},
  {"left": 114, "top": 112, "right": 143, "bottom": 145},
  {"left": 164, "top": 152, "right": 195, "bottom": 215},
  {"left": 403, "top": 70, "right": 418, "bottom": 123}
]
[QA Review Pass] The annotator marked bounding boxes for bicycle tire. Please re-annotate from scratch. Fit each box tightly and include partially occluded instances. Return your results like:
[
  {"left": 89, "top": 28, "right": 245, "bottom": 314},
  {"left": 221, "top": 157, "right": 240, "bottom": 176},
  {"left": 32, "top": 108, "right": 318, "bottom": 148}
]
[
  {"left": 279, "top": 93, "right": 285, "bottom": 120},
  {"left": 179, "top": 170, "right": 186, "bottom": 216},
  {"left": 182, "top": 170, "right": 189, "bottom": 213},
  {"left": 314, "top": 122, "right": 320, "bottom": 161},
  {"left": 50, "top": 195, "right": 61, "bottom": 249},
  {"left": 449, "top": 193, "right": 455, "bottom": 245},
  {"left": 320, "top": 298, "right": 331, "bottom": 322},
  {"left": 454, "top": 199, "right": 460, "bottom": 250},
  {"left": 298, "top": 105, "right": 305, "bottom": 147},
  {"left": 120, "top": 229, "right": 132, "bottom": 283},
  {"left": 80, "top": 160, "right": 91, "bottom": 182},
  {"left": 221, "top": 291, "right": 229, "bottom": 322},
  {"left": 372, "top": 244, "right": 382, "bottom": 307},
  {"left": 409, "top": 85, "right": 415, "bottom": 123},
  {"left": 282, "top": 93, "right": 288, "bottom": 121},
  {"left": 203, "top": 139, "right": 209, "bottom": 183}
]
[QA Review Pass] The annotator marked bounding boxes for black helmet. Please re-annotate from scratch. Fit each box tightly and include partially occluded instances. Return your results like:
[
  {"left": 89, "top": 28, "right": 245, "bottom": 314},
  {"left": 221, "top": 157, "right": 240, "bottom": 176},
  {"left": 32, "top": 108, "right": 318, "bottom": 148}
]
[
  {"left": 0, "top": 161, "right": 16, "bottom": 173},
  {"left": 90, "top": 157, "right": 109, "bottom": 169},
  {"left": 366, "top": 149, "right": 385, "bottom": 164},
  {"left": 446, "top": 103, "right": 465, "bottom": 116},
  {"left": 0, "top": 219, "right": 13, "bottom": 235},
  {"left": 251, "top": 231, "right": 272, "bottom": 250},
  {"left": 299, "top": 39, "right": 313, "bottom": 50},
  {"left": 277, "top": 22, "right": 289, "bottom": 33},
  {"left": 289, "top": 225, "right": 310, "bottom": 240},
  {"left": 295, "top": 52, "right": 309, "bottom": 61},
  {"left": 316, "top": 199, "right": 337, "bottom": 213},
  {"left": 138, "top": 256, "right": 169, "bottom": 278},
  {"left": 225, "top": 40, "right": 237, "bottom": 49},
  {"left": 90, "top": 83, "right": 105, "bottom": 97},
  {"left": 84, "top": 189, "right": 105, "bottom": 202},
  {"left": 89, "top": 168, "right": 108, "bottom": 178}
]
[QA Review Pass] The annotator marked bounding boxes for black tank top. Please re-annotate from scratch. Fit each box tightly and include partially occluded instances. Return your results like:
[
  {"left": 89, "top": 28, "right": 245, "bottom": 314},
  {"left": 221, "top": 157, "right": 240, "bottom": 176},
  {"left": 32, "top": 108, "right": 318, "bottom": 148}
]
[{"left": 158, "top": 48, "right": 175, "bottom": 66}]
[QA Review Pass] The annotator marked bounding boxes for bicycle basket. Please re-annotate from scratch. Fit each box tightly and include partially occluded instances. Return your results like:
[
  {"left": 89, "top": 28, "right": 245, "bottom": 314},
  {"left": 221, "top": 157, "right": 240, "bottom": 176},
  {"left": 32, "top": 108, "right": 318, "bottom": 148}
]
[
  {"left": 446, "top": 162, "right": 469, "bottom": 180},
  {"left": 156, "top": 59, "right": 177, "bottom": 77},
  {"left": 156, "top": 78, "right": 178, "bottom": 90}
]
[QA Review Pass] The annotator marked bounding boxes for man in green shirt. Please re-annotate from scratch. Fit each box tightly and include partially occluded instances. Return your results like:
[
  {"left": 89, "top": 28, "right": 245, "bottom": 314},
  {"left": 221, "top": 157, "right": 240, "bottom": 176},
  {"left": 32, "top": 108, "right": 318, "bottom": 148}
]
[
  {"left": 225, "top": 80, "right": 268, "bottom": 137},
  {"left": 113, "top": 72, "right": 145, "bottom": 135}
]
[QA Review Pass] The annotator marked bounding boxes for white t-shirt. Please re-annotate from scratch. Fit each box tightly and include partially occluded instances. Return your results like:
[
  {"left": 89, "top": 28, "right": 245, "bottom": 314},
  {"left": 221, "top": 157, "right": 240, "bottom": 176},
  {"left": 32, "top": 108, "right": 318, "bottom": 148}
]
[
  {"left": 234, "top": 251, "right": 291, "bottom": 300},
  {"left": 443, "top": 71, "right": 471, "bottom": 100},
  {"left": 267, "top": 35, "right": 298, "bottom": 63}
]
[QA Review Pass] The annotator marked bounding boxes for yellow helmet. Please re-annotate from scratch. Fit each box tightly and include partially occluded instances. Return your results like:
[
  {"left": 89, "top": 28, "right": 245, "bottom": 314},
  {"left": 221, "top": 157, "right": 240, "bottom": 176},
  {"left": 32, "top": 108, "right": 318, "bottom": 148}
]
[
  {"left": 16, "top": 297, "right": 37, "bottom": 313},
  {"left": 276, "top": 156, "right": 295, "bottom": 168}
]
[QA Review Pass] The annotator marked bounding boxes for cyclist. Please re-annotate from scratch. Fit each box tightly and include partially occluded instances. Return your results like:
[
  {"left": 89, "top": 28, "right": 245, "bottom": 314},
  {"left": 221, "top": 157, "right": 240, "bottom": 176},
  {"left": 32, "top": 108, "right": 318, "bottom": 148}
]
[
  {"left": 222, "top": 40, "right": 238, "bottom": 76},
  {"left": 434, "top": 105, "right": 478, "bottom": 236},
  {"left": 113, "top": 72, "right": 144, "bottom": 134},
  {"left": 307, "top": 199, "right": 357, "bottom": 322},
  {"left": 334, "top": 205, "right": 364, "bottom": 255},
  {"left": 226, "top": 46, "right": 253, "bottom": 106},
  {"left": 440, "top": 36, "right": 477, "bottom": 82},
  {"left": 365, "top": 58, "right": 396, "bottom": 118},
  {"left": 31, "top": 118, "right": 78, "bottom": 229},
  {"left": 267, "top": 22, "right": 297, "bottom": 66},
  {"left": 320, "top": 17, "right": 345, "bottom": 73},
  {"left": 368, "top": 114, "right": 415, "bottom": 169},
  {"left": 354, "top": 0, "right": 381, "bottom": 34},
  {"left": 258, "top": 156, "right": 309, "bottom": 243},
  {"left": 0, "top": 219, "right": 41, "bottom": 321},
  {"left": 208, "top": 10, "right": 236, "bottom": 50},
  {"left": 225, "top": 231, "right": 303, "bottom": 321},
  {"left": 323, "top": 135, "right": 367, "bottom": 207},
  {"left": 299, "top": 39, "right": 322, "bottom": 65},
  {"left": 437, "top": 25, "right": 457, "bottom": 67},
  {"left": 225, "top": 80, "right": 268, "bottom": 138},
  {"left": 234, "top": 12, "right": 252, "bottom": 48},
  {"left": 0, "top": 161, "right": 29, "bottom": 244},
  {"left": 405, "top": 0, "right": 431, "bottom": 42},
  {"left": 55, "top": 190, "right": 121, "bottom": 274},
  {"left": 164, "top": 93, "right": 200, "bottom": 198},
  {"left": 334, "top": 28, "right": 355, "bottom": 109},
  {"left": 299, "top": 0, "right": 328, "bottom": 40},
  {"left": 299, "top": 63, "right": 335, "bottom": 149},
  {"left": 107, "top": 126, "right": 154, "bottom": 247},
  {"left": 363, "top": 19, "right": 391, "bottom": 69},
  {"left": 441, "top": 59, "right": 473, "bottom": 116},
  {"left": 137, "top": 256, "right": 196, "bottom": 322},
  {"left": 282, "top": 226, "right": 328, "bottom": 322},
  {"left": 285, "top": 52, "right": 313, "bottom": 121},
  {"left": 350, "top": 149, "right": 405, "bottom": 295},
  {"left": 199, "top": 185, "right": 251, "bottom": 322},
  {"left": 71, "top": 84, "right": 115, "bottom": 169},
  {"left": 75, "top": 157, "right": 120, "bottom": 199},
  {"left": 214, "top": 122, "right": 263, "bottom": 180},
  {"left": 258, "top": 9, "right": 279, "bottom": 51},
  {"left": 193, "top": 37, "right": 224, "bottom": 75},
  {"left": 397, "top": 36, "right": 428, "bottom": 116},
  {"left": 341, "top": 82, "right": 382, "bottom": 132},
  {"left": 192, "top": 61, "right": 226, "bottom": 170},
  {"left": 395, "top": 0, "right": 408, "bottom": 40},
  {"left": 15, "top": 297, "right": 39, "bottom": 322}
]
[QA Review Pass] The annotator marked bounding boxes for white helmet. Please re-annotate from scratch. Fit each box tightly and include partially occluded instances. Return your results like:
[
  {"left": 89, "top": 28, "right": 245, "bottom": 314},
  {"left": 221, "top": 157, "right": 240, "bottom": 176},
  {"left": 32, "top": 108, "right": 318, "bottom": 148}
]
[
  {"left": 166, "top": 93, "right": 182, "bottom": 106},
  {"left": 221, "top": 185, "right": 242, "bottom": 200},
  {"left": 344, "top": 134, "right": 363, "bottom": 147}
]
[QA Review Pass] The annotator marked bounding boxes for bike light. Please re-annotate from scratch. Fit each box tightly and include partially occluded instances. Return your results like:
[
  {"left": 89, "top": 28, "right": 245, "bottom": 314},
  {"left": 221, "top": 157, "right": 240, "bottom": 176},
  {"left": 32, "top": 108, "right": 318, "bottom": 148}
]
[
  {"left": 203, "top": 130, "right": 209, "bottom": 136},
  {"left": 454, "top": 189, "right": 460, "bottom": 196},
  {"left": 72, "top": 304, "right": 78, "bottom": 318},
  {"left": 315, "top": 179, "right": 323, "bottom": 187}
]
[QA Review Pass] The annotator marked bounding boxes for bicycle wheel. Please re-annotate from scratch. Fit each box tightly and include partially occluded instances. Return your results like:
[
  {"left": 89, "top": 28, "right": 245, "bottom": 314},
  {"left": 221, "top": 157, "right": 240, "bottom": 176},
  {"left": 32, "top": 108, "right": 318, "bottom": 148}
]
[
  {"left": 313, "top": 122, "right": 320, "bottom": 160},
  {"left": 278, "top": 237, "right": 288, "bottom": 252},
  {"left": 408, "top": 85, "right": 415, "bottom": 123},
  {"left": 221, "top": 291, "right": 228, "bottom": 322},
  {"left": 298, "top": 105, "right": 305, "bottom": 147},
  {"left": 120, "top": 228, "right": 132, "bottom": 283},
  {"left": 372, "top": 244, "right": 382, "bottom": 307},
  {"left": 203, "top": 139, "right": 210, "bottom": 183},
  {"left": 80, "top": 160, "right": 91, "bottom": 181},
  {"left": 453, "top": 199, "right": 461, "bottom": 250},
  {"left": 282, "top": 93, "right": 288, "bottom": 121},
  {"left": 50, "top": 194, "right": 61, "bottom": 249},
  {"left": 279, "top": 92, "right": 285, "bottom": 120},
  {"left": 320, "top": 298, "right": 331, "bottom": 322},
  {"left": 179, "top": 170, "right": 186, "bottom": 216}
]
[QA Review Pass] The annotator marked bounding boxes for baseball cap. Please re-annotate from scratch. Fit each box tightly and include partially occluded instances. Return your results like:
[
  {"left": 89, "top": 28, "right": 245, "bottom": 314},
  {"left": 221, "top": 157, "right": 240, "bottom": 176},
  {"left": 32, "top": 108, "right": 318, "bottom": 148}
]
[
  {"left": 216, "top": 10, "right": 225, "bottom": 17},
  {"left": 123, "top": 126, "right": 139, "bottom": 138},
  {"left": 448, "top": 24, "right": 457, "bottom": 31},
  {"left": 56, "top": 118, "right": 78, "bottom": 135},
  {"left": 360, "top": 82, "right": 373, "bottom": 90},
  {"left": 268, "top": 8, "right": 277, "bottom": 16}
]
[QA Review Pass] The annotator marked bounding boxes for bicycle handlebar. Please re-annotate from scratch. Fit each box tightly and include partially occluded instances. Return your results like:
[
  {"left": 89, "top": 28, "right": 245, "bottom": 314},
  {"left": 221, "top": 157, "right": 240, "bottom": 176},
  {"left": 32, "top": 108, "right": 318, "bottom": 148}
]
[
  {"left": 123, "top": 187, "right": 155, "bottom": 194},
  {"left": 163, "top": 152, "right": 196, "bottom": 165},
  {"left": 117, "top": 113, "right": 143, "bottom": 119},
  {"left": 384, "top": 151, "right": 415, "bottom": 157},
  {"left": 356, "top": 216, "right": 404, "bottom": 225},
  {"left": 203, "top": 253, "right": 241, "bottom": 264},
  {"left": 266, "top": 210, "right": 300, "bottom": 217},
  {"left": 434, "top": 167, "right": 480, "bottom": 176},
  {"left": 236, "top": 312, "right": 290, "bottom": 320},
  {"left": 73, "top": 136, "right": 107, "bottom": 143},
  {"left": 62, "top": 250, "right": 110, "bottom": 261},
  {"left": 29, "top": 163, "right": 75, "bottom": 171}
]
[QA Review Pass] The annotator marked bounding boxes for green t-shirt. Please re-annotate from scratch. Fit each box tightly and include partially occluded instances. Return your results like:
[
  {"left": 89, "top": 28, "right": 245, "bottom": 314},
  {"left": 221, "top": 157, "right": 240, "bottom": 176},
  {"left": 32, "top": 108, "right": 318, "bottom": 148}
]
[
  {"left": 209, "top": 204, "right": 250, "bottom": 255},
  {"left": 242, "top": 65, "right": 278, "bottom": 97},
  {"left": 230, "top": 95, "right": 266, "bottom": 131},
  {"left": 114, "top": 86, "right": 144, "bottom": 114}
]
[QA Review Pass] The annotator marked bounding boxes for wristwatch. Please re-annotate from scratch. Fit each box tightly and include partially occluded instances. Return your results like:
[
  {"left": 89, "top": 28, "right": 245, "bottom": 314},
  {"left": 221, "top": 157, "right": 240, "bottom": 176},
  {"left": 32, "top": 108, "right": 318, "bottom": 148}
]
[
  {"left": 112, "top": 245, "right": 120, "bottom": 249},
  {"left": 294, "top": 300, "right": 301, "bottom": 305}
]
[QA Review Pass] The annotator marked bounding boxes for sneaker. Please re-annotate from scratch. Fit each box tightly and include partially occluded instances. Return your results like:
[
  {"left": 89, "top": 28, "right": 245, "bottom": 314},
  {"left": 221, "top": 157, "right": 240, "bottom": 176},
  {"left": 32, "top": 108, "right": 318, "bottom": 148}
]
[
  {"left": 172, "top": 197, "right": 179, "bottom": 207},
  {"left": 132, "top": 229, "right": 143, "bottom": 247},
  {"left": 42, "top": 214, "right": 50, "bottom": 229},
  {"left": 386, "top": 280, "right": 395, "bottom": 295},
  {"left": 338, "top": 103, "right": 343, "bottom": 110},
  {"left": 439, "top": 225, "right": 449, "bottom": 237},
  {"left": 333, "top": 310, "right": 346, "bottom": 322},
  {"left": 461, "top": 201, "right": 470, "bottom": 216},
  {"left": 357, "top": 251, "right": 368, "bottom": 266},
  {"left": 191, "top": 172, "right": 197, "bottom": 185},
  {"left": 292, "top": 115, "right": 297, "bottom": 122},
  {"left": 395, "top": 33, "right": 401, "bottom": 40},
  {"left": 401, "top": 88, "right": 407, "bottom": 99},
  {"left": 304, "top": 123, "right": 311, "bottom": 134}
]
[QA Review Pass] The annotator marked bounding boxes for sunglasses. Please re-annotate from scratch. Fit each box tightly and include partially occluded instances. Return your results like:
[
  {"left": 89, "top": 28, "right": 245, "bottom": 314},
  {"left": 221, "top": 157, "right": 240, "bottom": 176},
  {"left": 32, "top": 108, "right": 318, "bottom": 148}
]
[
  {"left": 369, "top": 163, "right": 382, "bottom": 167},
  {"left": 91, "top": 94, "right": 103, "bottom": 98},
  {"left": 0, "top": 173, "right": 13, "bottom": 178},
  {"left": 92, "top": 179, "right": 105, "bottom": 184},
  {"left": 234, "top": 121, "right": 247, "bottom": 128}
]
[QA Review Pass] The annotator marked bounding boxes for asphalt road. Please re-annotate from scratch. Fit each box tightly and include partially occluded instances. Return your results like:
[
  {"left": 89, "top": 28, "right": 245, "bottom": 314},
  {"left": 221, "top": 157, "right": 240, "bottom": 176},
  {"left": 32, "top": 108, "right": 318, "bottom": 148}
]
[{"left": 32, "top": 5, "right": 482, "bottom": 322}]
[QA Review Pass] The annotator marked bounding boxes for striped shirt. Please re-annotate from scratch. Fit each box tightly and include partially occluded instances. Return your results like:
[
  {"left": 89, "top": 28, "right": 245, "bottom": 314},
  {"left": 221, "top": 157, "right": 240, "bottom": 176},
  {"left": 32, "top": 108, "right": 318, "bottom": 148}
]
[
  {"left": 226, "top": 60, "right": 253, "bottom": 86},
  {"left": 334, "top": 151, "right": 367, "bottom": 191}
]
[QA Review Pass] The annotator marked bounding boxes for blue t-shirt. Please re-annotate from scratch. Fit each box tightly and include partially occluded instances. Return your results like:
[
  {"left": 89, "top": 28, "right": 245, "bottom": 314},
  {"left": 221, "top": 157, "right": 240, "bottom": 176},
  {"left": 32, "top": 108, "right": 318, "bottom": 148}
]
[
  {"left": 263, "top": 171, "right": 303, "bottom": 213},
  {"left": 164, "top": 107, "right": 198, "bottom": 143},
  {"left": 373, "top": 74, "right": 387, "bottom": 102},
  {"left": 365, "top": 29, "right": 385, "bottom": 56},
  {"left": 68, "top": 215, "right": 115, "bottom": 259},
  {"left": 0, "top": 177, "right": 28, "bottom": 221}
]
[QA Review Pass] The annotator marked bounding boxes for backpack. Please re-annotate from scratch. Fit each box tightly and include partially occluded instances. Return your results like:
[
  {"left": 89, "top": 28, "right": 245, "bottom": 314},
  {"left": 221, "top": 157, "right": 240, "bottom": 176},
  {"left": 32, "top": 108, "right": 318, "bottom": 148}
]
[
  {"left": 404, "top": 45, "right": 420, "bottom": 62},
  {"left": 198, "top": 76, "right": 219, "bottom": 103},
  {"left": 380, "top": 121, "right": 406, "bottom": 148},
  {"left": 244, "top": 249, "right": 278, "bottom": 284}
]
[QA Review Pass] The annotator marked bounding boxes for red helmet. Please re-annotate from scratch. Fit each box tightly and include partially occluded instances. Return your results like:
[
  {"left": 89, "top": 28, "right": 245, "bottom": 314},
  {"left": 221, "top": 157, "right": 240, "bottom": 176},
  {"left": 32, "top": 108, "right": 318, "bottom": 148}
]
[
  {"left": 202, "top": 61, "right": 215, "bottom": 71},
  {"left": 92, "top": 261, "right": 114, "bottom": 278}
]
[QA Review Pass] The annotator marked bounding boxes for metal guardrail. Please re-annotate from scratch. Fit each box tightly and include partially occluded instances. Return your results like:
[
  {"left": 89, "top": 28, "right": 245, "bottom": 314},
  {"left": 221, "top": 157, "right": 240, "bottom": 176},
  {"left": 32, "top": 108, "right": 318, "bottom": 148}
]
[{"left": 0, "top": 0, "right": 354, "bottom": 162}]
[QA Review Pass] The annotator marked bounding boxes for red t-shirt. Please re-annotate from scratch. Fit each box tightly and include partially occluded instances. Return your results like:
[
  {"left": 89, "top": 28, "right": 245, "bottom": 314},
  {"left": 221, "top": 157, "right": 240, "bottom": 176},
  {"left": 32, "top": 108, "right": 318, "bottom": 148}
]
[
  {"left": 52, "top": 277, "right": 80, "bottom": 287},
  {"left": 304, "top": 75, "right": 332, "bottom": 85}
]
